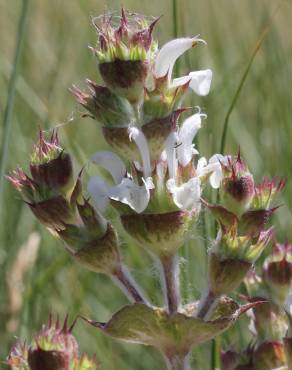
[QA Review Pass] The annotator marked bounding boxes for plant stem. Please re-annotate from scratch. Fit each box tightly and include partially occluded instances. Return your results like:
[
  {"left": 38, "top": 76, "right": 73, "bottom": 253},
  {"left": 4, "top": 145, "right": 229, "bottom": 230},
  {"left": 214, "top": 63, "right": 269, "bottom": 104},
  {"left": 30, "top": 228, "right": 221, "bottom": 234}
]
[
  {"left": 160, "top": 254, "right": 180, "bottom": 314},
  {"left": 164, "top": 353, "right": 191, "bottom": 370},
  {"left": 112, "top": 264, "right": 149, "bottom": 305},
  {"left": 196, "top": 290, "right": 219, "bottom": 320}
]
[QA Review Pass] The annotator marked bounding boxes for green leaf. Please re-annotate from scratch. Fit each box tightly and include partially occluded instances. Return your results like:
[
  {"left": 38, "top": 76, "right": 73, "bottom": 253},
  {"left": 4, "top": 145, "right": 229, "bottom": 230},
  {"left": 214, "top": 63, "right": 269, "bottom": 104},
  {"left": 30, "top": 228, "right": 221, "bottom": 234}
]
[{"left": 82, "top": 302, "right": 259, "bottom": 355}]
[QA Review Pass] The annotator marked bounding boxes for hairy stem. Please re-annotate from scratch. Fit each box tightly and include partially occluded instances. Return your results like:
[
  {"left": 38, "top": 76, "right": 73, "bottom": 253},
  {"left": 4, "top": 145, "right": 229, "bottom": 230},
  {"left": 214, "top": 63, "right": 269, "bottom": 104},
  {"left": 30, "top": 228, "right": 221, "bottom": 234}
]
[
  {"left": 163, "top": 353, "right": 191, "bottom": 370},
  {"left": 196, "top": 290, "right": 219, "bottom": 320},
  {"left": 160, "top": 255, "right": 180, "bottom": 314},
  {"left": 112, "top": 264, "right": 149, "bottom": 305}
]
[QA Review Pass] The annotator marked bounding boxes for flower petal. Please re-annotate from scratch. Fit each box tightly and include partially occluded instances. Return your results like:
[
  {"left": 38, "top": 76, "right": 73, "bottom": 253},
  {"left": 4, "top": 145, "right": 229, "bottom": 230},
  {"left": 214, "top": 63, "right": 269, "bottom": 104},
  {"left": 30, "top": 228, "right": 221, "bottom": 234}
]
[
  {"left": 165, "top": 132, "right": 178, "bottom": 179},
  {"left": 129, "top": 127, "right": 151, "bottom": 178},
  {"left": 91, "top": 151, "right": 126, "bottom": 185},
  {"left": 196, "top": 154, "right": 228, "bottom": 188},
  {"left": 109, "top": 177, "right": 153, "bottom": 213},
  {"left": 171, "top": 75, "right": 191, "bottom": 89},
  {"left": 87, "top": 176, "right": 110, "bottom": 213},
  {"left": 208, "top": 154, "right": 228, "bottom": 189},
  {"left": 196, "top": 157, "right": 208, "bottom": 174},
  {"left": 154, "top": 36, "right": 206, "bottom": 79},
  {"left": 188, "top": 69, "right": 212, "bottom": 96},
  {"left": 177, "top": 113, "right": 203, "bottom": 167},
  {"left": 167, "top": 177, "right": 201, "bottom": 210},
  {"left": 172, "top": 69, "right": 212, "bottom": 96}
]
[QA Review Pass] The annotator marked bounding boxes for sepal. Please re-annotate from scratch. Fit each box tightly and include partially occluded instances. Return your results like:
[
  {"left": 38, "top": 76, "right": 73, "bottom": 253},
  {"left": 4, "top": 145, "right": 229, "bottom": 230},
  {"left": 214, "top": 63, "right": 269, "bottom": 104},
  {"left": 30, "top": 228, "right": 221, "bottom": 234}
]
[
  {"left": 58, "top": 222, "right": 121, "bottom": 275},
  {"left": 121, "top": 210, "right": 194, "bottom": 257},
  {"left": 238, "top": 208, "right": 277, "bottom": 237},
  {"left": 208, "top": 253, "right": 251, "bottom": 296},
  {"left": 201, "top": 199, "right": 238, "bottom": 233},
  {"left": 263, "top": 241, "right": 292, "bottom": 306}
]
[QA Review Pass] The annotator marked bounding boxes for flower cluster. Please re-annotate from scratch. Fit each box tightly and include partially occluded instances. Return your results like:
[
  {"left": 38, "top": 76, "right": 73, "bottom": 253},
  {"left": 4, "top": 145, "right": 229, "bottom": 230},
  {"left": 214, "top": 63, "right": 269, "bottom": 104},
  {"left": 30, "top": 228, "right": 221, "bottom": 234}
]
[
  {"left": 7, "top": 316, "right": 99, "bottom": 370},
  {"left": 7, "top": 9, "right": 289, "bottom": 370},
  {"left": 221, "top": 241, "right": 292, "bottom": 370},
  {"left": 199, "top": 154, "right": 284, "bottom": 311}
]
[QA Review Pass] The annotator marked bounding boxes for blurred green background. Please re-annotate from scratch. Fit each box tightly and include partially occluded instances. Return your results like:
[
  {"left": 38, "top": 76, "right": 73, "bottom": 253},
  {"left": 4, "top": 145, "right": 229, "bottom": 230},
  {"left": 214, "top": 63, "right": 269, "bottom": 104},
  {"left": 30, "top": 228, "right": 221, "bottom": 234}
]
[{"left": 0, "top": 0, "right": 292, "bottom": 369}]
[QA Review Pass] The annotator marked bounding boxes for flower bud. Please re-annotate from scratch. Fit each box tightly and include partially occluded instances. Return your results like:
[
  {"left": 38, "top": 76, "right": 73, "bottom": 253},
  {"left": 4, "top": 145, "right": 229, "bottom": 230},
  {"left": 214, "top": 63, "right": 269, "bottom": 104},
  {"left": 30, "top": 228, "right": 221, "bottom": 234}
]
[
  {"left": 207, "top": 225, "right": 273, "bottom": 297},
  {"left": 7, "top": 316, "right": 99, "bottom": 370},
  {"left": 30, "top": 131, "right": 74, "bottom": 196},
  {"left": 7, "top": 169, "right": 76, "bottom": 229},
  {"left": 213, "top": 226, "right": 273, "bottom": 265},
  {"left": 263, "top": 241, "right": 292, "bottom": 306},
  {"left": 252, "top": 300, "right": 288, "bottom": 341},
  {"left": 7, "top": 131, "right": 77, "bottom": 229},
  {"left": 71, "top": 80, "right": 134, "bottom": 128},
  {"left": 92, "top": 9, "right": 159, "bottom": 103},
  {"left": 219, "top": 154, "right": 255, "bottom": 218},
  {"left": 252, "top": 177, "right": 286, "bottom": 210}
]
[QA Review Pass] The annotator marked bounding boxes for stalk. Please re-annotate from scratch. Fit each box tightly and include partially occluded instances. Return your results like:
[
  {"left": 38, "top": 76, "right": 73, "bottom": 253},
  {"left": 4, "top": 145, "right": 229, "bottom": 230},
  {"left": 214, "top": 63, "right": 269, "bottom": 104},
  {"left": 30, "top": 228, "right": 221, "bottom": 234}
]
[
  {"left": 196, "top": 290, "right": 219, "bottom": 321},
  {"left": 112, "top": 264, "right": 149, "bottom": 305},
  {"left": 163, "top": 353, "right": 191, "bottom": 370},
  {"left": 160, "top": 254, "right": 180, "bottom": 314}
]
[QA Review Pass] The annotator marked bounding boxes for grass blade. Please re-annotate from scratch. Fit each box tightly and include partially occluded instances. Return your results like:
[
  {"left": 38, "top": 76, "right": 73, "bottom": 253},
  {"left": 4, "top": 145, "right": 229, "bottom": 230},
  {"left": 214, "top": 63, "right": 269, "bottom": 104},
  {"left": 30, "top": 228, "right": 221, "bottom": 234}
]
[
  {"left": 0, "top": 0, "right": 30, "bottom": 203},
  {"left": 219, "top": 1, "right": 283, "bottom": 154},
  {"left": 172, "top": 0, "right": 180, "bottom": 77}
]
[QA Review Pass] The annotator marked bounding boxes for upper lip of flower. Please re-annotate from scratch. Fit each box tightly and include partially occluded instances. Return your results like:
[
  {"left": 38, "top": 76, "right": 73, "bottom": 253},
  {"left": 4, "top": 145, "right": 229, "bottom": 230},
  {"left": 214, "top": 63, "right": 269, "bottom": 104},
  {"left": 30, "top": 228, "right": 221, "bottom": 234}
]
[{"left": 154, "top": 36, "right": 213, "bottom": 96}]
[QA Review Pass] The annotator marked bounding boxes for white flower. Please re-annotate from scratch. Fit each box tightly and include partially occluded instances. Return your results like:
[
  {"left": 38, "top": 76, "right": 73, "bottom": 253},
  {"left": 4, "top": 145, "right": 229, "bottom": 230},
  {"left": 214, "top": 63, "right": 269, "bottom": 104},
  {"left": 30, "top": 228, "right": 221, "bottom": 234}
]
[
  {"left": 154, "top": 36, "right": 212, "bottom": 96},
  {"left": 87, "top": 128, "right": 154, "bottom": 214},
  {"left": 162, "top": 114, "right": 231, "bottom": 208},
  {"left": 196, "top": 154, "right": 229, "bottom": 189},
  {"left": 172, "top": 70, "right": 213, "bottom": 96},
  {"left": 163, "top": 112, "right": 205, "bottom": 210},
  {"left": 167, "top": 177, "right": 201, "bottom": 210},
  {"left": 177, "top": 112, "right": 205, "bottom": 167}
]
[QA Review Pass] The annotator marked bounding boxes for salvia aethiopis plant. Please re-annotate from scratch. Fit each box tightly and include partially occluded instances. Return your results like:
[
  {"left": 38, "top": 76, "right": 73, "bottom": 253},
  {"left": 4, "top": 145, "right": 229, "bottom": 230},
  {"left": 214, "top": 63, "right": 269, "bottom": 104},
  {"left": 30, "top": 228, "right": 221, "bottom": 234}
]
[
  {"left": 7, "top": 316, "right": 99, "bottom": 370},
  {"left": 7, "top": 9, "right": 289, "bottom": 370}
]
